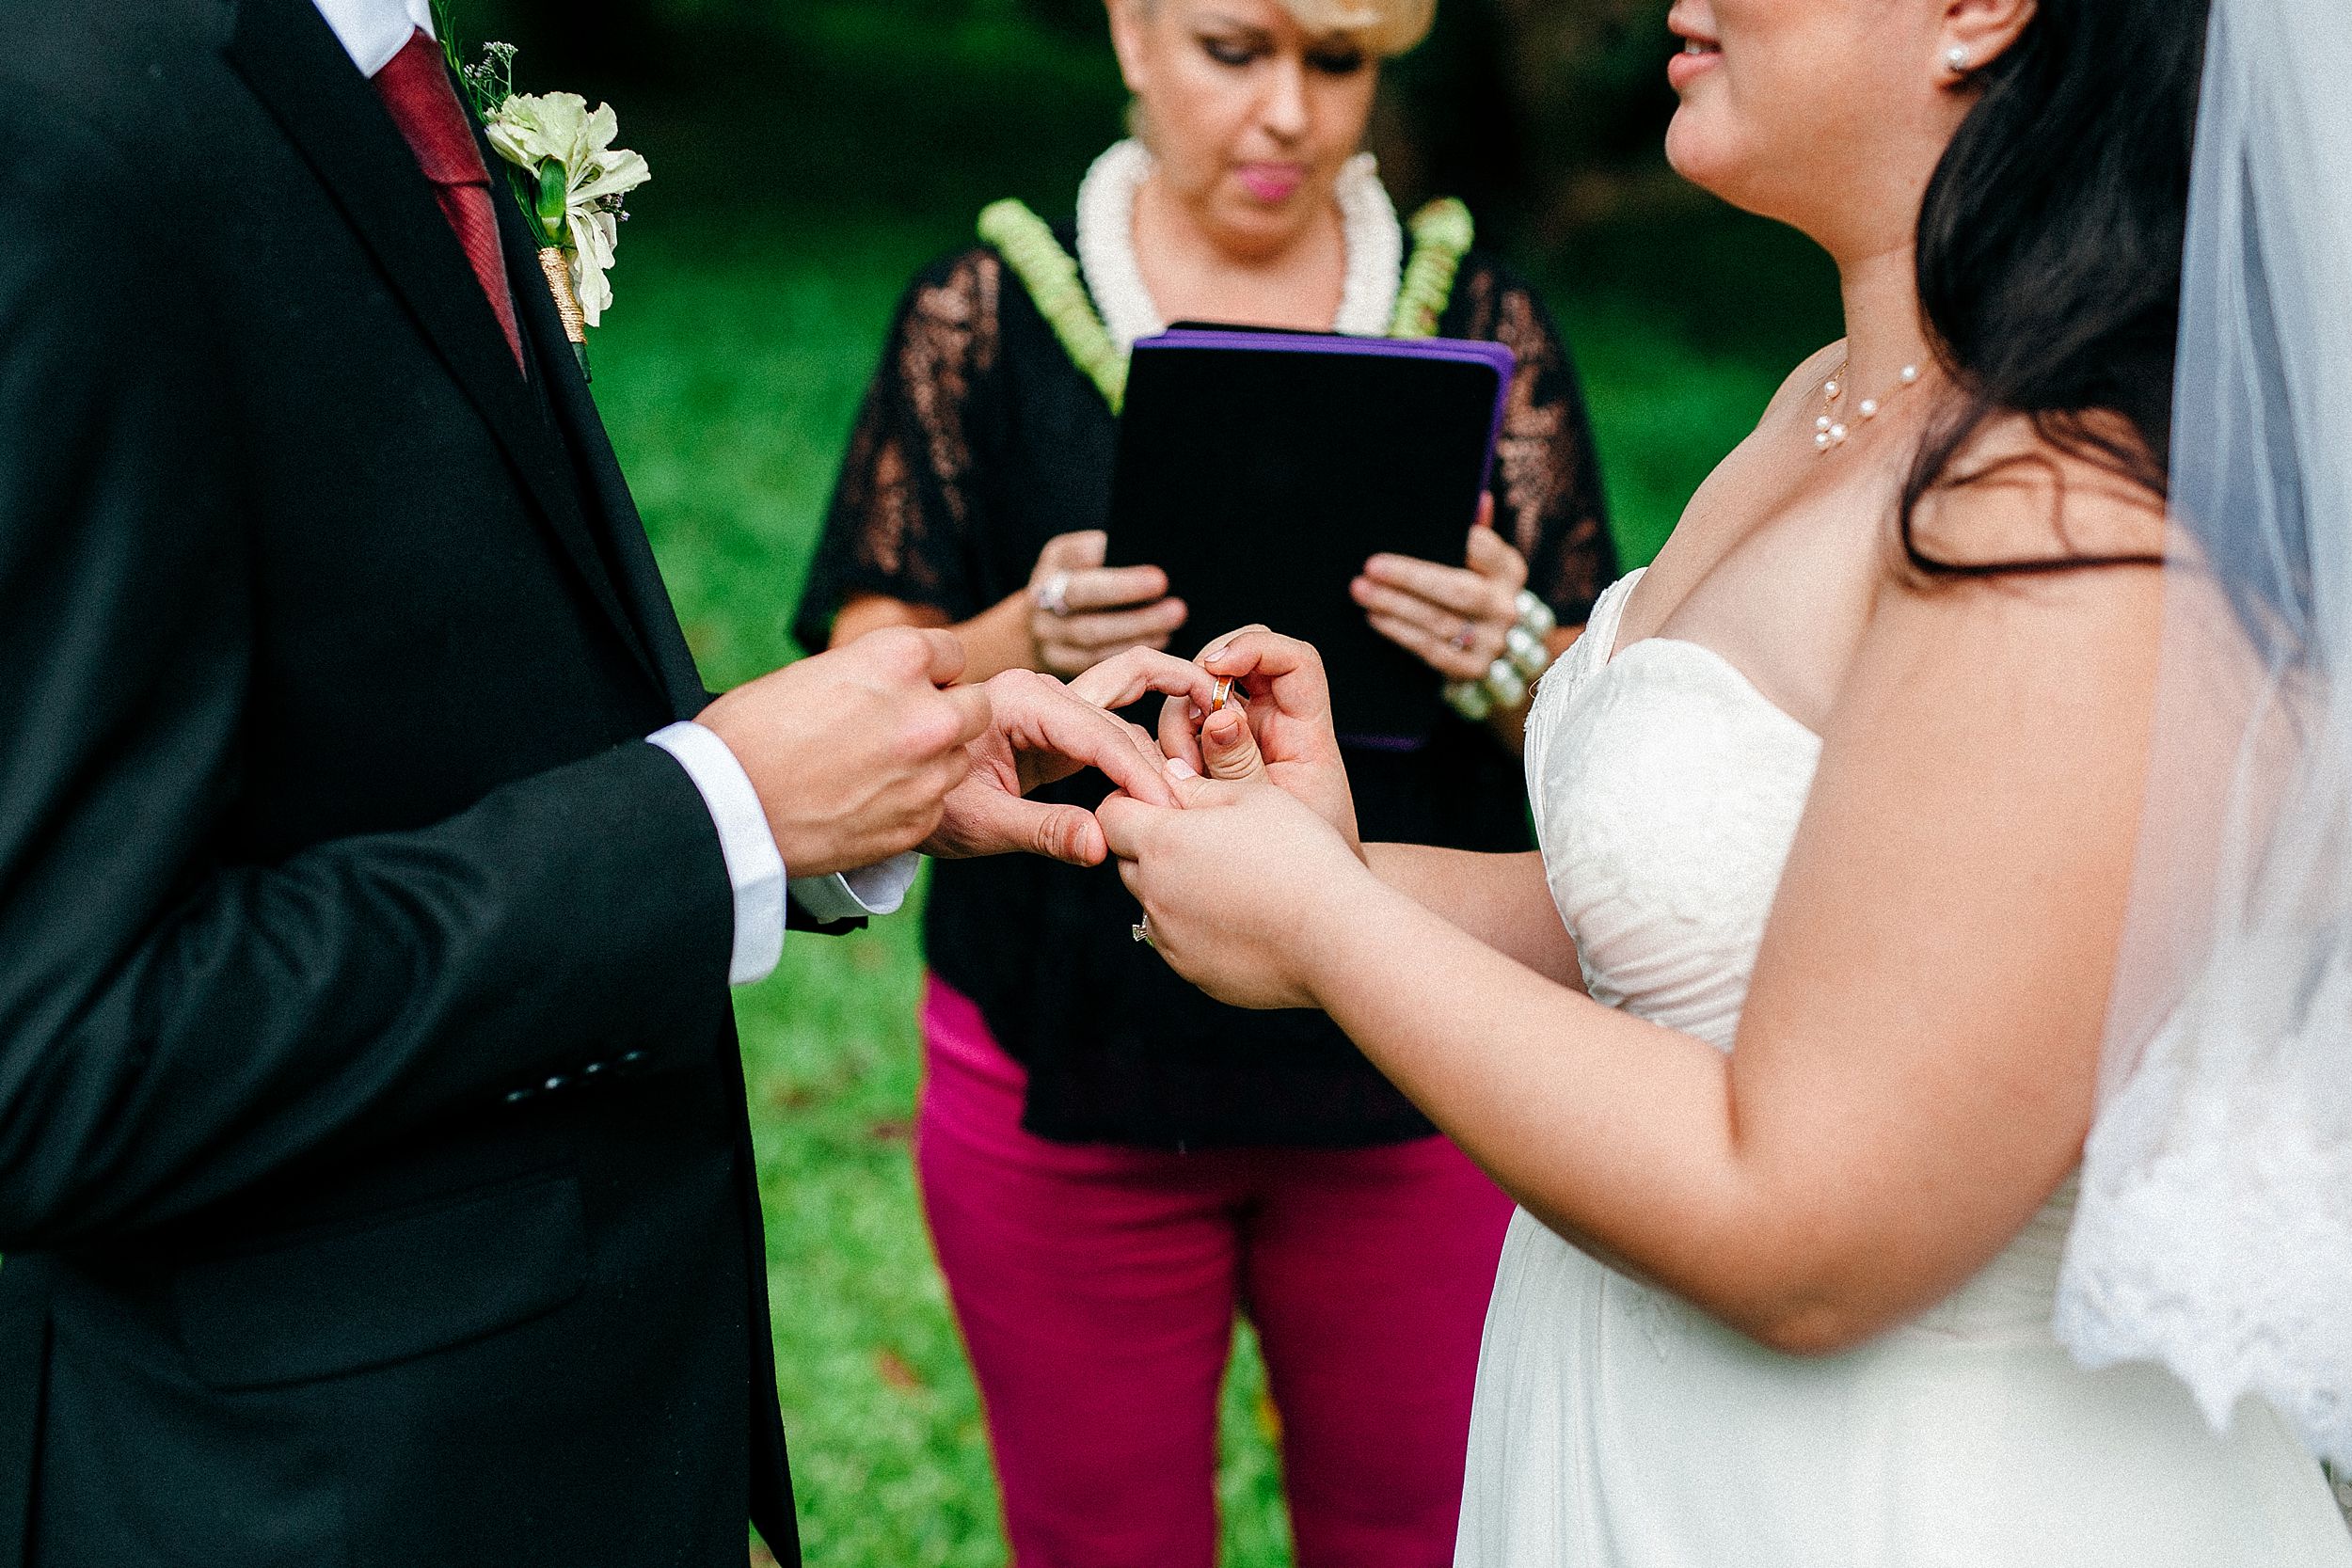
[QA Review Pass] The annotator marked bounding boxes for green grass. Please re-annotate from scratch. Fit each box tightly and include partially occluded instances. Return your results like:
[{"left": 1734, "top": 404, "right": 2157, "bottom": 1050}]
[
  {"left": 596, "top": 209, "right": 1306, "bottom": 1567},
  {"left": 591, "top": 201, "right": 1822, "bottom": 1566}
]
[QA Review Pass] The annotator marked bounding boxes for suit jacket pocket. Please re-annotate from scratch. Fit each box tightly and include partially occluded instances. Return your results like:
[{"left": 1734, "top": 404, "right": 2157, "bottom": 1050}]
[{"left": 171, "top": 1171, "right": 588, "bottom": 1391}]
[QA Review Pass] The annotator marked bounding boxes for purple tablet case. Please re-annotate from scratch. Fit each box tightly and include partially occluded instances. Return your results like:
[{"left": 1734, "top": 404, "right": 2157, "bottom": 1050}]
[{"left": 1105, "top": 327, "right": 1517, "bottom": 746}]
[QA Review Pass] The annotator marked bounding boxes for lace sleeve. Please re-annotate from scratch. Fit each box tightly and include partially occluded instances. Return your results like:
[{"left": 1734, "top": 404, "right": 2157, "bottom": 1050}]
[
  {"left": 1450, "top": 260, "right": 1619, "bottom": 628},
  {"left": 791, "top": 249, "right": 1003, "bottom": 653}
]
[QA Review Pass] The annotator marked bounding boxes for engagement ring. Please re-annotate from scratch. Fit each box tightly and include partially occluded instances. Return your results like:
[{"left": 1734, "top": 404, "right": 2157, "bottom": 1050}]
[
  {"left": 1036, "top": 571, "right": 1073, "bottom": 618},
  {"left": 1451, "top": 622, "right": 1478, "bottom": 653}
]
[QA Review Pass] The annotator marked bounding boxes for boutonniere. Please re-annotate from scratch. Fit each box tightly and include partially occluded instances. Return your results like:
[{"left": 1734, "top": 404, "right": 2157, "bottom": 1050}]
[{"left": 446, "top": 32, "right": 650, "bottom": 379}]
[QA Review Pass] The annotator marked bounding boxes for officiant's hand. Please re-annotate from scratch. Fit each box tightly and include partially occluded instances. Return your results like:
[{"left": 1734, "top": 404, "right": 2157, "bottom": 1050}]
[
  {"left": 1157, "top": 627, "right": 1362, "bottom": 856},
  {"left": 702, "top": 626, "right": 989, "bottom": 879},
  {"left": 1350, "top": 496, "right": 1528, "bottom": 685},
  {"left": 926, "top": 650, "right": 1222, "bottom": 866},
  {"left": 1025, "top": 530, "right": 1189, "bottom": 678}
]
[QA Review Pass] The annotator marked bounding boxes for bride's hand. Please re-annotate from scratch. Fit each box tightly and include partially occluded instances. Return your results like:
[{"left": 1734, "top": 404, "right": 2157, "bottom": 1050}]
[
  {"left": 1098, "top": 763, "right": 1371, "bottom": 1011},
  {"left": 1158, "top": 626, "right": 1361, "bottom": 855}
]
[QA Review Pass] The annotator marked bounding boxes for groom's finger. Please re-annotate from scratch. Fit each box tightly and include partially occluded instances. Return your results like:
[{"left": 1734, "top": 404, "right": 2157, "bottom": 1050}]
[
  {"left": 1095, "top": 791, "right": 1161, "bottom": 861},
  {"left": 836, "top": 624, "right": 966, "bottom": 698},
  {"left": 1157, "top": 754, "right": 1220, "bottom": 810},
  {"left": 937, "top": 683, "right": 994, "bottom": 749},
  {"left": 1122, "top": 719, "right": 1176, "bottom": 787},
  {"left": 941, "top": 784, "right": 1109, "bottom": 865},
  {"left": 1156, "top": 693, "right": 1206, "bottom": 775},
  {"left": 1068, "top": 647, "right": 1220, "bottom": 716},
  {"left": 1014, "top": 799, "right": 1110, "bottom": 866},
  {"left": 1010, "top": 685, "right": 1183, "bottom": 808}
]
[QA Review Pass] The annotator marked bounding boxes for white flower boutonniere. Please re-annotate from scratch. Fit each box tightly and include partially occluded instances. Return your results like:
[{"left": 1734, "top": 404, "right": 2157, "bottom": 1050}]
[
  {"left": 450, "top": 36, "right": 650, "bottom": 378},
  {"left": 484, "top": 91, "right": 649, "bottom": 330}
]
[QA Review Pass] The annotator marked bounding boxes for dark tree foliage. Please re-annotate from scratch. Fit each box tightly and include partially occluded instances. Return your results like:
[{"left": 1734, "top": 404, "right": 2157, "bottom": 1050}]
[{"left": 461, "top": 0, "right": 1683, "bottom": 240}]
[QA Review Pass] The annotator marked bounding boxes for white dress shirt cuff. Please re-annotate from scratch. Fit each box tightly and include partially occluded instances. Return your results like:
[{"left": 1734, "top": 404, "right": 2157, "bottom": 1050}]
[
  {"left": 648, "top": 722, "right": 785, "bottom": 987},
  {"left": 788, "top": 855, "right": 920, "bottom": 923}
]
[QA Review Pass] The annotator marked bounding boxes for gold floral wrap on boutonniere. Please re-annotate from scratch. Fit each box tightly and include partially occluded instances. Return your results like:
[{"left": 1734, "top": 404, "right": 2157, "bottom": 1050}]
[{"left": 445, "top": 27, "right": 650, "bottom": 380}]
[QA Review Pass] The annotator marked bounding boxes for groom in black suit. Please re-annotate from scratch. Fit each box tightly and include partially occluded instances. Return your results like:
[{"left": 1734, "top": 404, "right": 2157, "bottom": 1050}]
[{"left": 0, "top": 1, "right": 1175, "bottom": 1562}]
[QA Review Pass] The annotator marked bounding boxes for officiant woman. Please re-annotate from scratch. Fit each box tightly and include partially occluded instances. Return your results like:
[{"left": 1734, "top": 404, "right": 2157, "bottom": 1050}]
[{"left": 794, "top": 0, "right": 1613, "bottom": 1559}]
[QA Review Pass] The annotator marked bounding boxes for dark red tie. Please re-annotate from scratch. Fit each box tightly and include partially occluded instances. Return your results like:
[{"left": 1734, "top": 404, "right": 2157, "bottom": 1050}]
[{"left": 372, "top": 29, "right": 524, "bottom": 368}]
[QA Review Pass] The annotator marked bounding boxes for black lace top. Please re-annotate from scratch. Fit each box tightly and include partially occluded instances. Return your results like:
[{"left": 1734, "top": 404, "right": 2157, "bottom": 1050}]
[{"left": 796, "top": 229, "right": 1616, "bottom": 1148}]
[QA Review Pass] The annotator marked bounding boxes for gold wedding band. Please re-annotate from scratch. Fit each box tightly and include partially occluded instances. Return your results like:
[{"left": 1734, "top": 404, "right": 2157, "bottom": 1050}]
[{"left": 1209, "top": 676, "right": 1235, "bottom": 712}]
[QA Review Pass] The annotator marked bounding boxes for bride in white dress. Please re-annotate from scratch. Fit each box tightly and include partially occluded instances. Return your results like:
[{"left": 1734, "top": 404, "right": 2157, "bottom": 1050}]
[{"left": 1091, "top": 0, "right": 2352, "bottom": 1558}]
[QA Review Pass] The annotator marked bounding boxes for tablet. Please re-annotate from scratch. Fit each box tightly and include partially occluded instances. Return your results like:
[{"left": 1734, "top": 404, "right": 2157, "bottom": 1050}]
[{"left": 1104, "top": 326, "right": 1515, "bottom": 745}]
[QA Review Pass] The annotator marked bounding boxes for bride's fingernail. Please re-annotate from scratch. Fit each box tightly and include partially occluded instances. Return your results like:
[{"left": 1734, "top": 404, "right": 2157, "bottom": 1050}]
[{"left": 1165, "top": 756, "right": 1199, "bottom": 782}]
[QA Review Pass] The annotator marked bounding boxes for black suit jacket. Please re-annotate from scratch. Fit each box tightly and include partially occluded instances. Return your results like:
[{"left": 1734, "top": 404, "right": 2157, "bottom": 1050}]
[{"left": 0, "top": 1, "right": 808, "bottom": 1561}]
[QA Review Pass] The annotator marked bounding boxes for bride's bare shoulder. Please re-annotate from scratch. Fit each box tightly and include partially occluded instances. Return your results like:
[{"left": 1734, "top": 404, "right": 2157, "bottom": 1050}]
[
  {"left": 1850, "top": 413, "right": 2169, "bottom": 752},
  {"left": 1900, "top": 409, "right": 2169, "bottom": 574},
  {"left": 1764, "top": 341, "right": 1850, "bottom": 422}
]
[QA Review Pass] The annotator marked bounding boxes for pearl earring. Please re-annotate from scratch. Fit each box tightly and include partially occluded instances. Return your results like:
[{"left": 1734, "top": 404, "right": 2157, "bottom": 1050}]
[{"left": 1946, "top": 45, "right": 1973, "bottom": 75}]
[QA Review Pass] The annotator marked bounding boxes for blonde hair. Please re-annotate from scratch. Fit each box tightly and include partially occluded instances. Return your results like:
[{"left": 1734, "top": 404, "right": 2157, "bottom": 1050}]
[
  {"left": 1279, "top": 0, "right": 1435, "bottom": 56},
  {"left": 1131, "top": 0, "right": 1436, "bottom": 58}
]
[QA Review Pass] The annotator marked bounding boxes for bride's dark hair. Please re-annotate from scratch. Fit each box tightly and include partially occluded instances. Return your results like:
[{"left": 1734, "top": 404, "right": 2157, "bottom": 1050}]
[{"left": 1900, "top": 0, "right": 2210, "bottom": 573}]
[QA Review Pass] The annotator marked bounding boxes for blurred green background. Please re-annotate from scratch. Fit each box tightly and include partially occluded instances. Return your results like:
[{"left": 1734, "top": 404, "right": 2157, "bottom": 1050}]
[{"left": 453, "top": 2, "right": 1840, "bottom": 1561}]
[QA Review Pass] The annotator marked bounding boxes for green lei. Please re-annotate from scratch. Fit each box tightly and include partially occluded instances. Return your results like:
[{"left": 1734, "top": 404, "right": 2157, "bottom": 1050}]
[{"left": 977, "top": 195, "right": 1475, "bottom": 415}]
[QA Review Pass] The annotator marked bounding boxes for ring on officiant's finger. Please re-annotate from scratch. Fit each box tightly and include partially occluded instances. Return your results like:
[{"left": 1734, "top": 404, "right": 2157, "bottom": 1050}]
[
  {"left": 1037, "top": 571, "right": 1074, "bottom": 618},
  {"left": 1132, "top": 917, "right": 1154, "bottom": 948}
]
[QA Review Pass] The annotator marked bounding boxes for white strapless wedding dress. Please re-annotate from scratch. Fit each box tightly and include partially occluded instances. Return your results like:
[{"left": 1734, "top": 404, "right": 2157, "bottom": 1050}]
[{"left": 1455, "top": 569, "right": 2352, "bottom": 1567}]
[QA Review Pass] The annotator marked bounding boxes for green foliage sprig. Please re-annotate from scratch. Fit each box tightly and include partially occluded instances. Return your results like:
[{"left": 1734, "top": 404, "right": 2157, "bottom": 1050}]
[
  {"left": 1391, "top": 198, "right": 1475, "bottom": 340},
  {"left": 433, "top": 9, "right": 557, "bottom": 249},
  {"left": 978, "top": 198, "right": 1131, "bottom": 412}
]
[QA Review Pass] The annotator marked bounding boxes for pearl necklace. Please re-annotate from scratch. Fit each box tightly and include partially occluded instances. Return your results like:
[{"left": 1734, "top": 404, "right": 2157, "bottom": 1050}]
[
  {"left": 1074, "top": 138, "right": 1404, "bottom": 351},
  {"left": 1815, "top": 357, "right": 1923, "bottom": 452}
]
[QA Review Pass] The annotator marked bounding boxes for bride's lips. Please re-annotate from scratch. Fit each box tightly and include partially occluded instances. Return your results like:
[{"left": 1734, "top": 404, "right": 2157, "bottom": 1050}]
[
  {"left": 1236, "top": 163, "right": 1307, "bottom": 204},
  {"left": 1665, "top": 11, "right": 1723, "bottom": 90}
]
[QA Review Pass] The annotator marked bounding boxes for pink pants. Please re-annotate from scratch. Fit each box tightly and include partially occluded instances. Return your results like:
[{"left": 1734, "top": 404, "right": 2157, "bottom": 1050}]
[{"left": 914, "top": 977, "right": 1514, "bottom": 1568}]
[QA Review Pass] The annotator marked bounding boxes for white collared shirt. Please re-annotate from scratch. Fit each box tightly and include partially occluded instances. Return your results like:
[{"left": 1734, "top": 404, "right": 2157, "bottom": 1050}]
[
  {"left": 310, "top": 0, "right": 914, "bottom": 984},
  {"left": 310, "top": 0, "right": 437, "bottom": 78}
]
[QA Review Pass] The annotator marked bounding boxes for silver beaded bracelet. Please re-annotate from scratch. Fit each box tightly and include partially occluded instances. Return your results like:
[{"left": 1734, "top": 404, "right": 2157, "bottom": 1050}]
[{"left": 1445, "top": 591, "right": 1560, "bottom": 721}]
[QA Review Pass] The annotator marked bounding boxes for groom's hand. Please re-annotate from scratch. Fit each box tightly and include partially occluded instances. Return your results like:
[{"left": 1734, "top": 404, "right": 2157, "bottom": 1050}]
[
  {"left": 701, "top": 626, "right": 990, "bottom": 879},
  {"left": 925, "top": 650, "right": 1221, "bottom": 865}
]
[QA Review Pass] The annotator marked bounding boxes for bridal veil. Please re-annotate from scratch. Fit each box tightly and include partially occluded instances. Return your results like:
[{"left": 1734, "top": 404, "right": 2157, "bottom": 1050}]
[{"left": 2054, "top": 0, "right": 2352, "bottom": 1471}]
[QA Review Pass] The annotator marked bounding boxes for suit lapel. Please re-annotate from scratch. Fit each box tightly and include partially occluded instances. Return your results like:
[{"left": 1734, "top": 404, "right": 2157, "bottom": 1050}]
[
  {"left": 501, "top": 207, "right": 716, "bottom": 720},
  {"left": 222, "top": 0, "right": 664, "bottom": 695}
]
